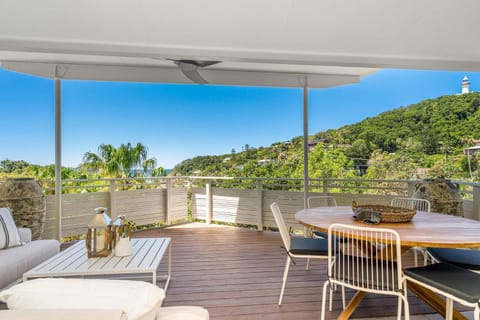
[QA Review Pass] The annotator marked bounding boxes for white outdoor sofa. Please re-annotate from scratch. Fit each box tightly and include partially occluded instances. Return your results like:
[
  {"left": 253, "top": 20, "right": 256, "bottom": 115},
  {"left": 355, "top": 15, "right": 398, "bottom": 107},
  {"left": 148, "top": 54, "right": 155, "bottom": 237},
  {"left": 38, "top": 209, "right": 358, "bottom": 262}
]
[{"left": 0, "top": 227, "right": 59, "bottom": 289}]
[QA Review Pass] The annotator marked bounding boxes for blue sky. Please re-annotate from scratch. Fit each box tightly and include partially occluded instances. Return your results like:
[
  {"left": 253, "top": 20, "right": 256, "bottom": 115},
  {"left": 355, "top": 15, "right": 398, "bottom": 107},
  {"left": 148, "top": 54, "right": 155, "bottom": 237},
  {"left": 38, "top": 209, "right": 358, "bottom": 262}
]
[{"left": 0, "top": 68, "right": 478, "bottom": 169}]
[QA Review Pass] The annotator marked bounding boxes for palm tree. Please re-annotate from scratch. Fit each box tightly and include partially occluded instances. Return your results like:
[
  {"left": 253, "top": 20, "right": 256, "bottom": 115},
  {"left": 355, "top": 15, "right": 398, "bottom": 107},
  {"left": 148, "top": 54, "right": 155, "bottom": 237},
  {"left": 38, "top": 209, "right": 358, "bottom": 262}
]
[{"left": 82, "top": 143, "right": 157, "bottom": 178}]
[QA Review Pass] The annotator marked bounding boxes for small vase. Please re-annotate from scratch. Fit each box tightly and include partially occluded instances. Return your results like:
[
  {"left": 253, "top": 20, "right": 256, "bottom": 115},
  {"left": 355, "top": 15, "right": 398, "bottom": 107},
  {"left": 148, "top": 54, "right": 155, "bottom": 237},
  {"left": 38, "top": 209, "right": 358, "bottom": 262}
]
[{"left": 115, "top": 237, "right": 132, "bottom": 257}]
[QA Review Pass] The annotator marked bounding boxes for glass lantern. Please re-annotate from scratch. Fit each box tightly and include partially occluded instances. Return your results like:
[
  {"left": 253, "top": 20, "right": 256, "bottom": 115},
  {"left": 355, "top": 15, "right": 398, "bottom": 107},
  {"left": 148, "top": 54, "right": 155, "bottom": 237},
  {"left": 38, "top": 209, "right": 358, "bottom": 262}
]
[{"left": 86, "top": 207, "right": 113, "bottom": 257}]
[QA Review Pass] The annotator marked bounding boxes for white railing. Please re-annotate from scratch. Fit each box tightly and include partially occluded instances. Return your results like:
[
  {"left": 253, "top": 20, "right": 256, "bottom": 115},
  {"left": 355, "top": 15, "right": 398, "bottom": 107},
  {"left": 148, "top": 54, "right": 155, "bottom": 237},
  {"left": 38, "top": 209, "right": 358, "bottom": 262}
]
[{"left": 1, "top": 177, "right": 479, "bottom": 240}]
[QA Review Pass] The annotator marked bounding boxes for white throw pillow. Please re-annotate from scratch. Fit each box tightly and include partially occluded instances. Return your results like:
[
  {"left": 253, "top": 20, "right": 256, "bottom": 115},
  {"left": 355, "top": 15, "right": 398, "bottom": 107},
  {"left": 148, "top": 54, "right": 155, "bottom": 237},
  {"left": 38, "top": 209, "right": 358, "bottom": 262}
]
[
  {"left": 156, "top": 306, "right": 210, "bottom": 320},
  {"left": 0, "top": 208, "right": 21, "bottom": 249},
  {"left": 0, "top": 278, "right": 165, "bottom": 320}
]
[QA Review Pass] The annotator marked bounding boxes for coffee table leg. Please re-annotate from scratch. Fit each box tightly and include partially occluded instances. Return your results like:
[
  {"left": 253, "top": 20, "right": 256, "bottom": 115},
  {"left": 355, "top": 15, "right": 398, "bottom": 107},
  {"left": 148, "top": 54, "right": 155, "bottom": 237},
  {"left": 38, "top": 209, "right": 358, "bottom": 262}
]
[{"left": 164, "top": 243, "right": 171, "bottom": 291}]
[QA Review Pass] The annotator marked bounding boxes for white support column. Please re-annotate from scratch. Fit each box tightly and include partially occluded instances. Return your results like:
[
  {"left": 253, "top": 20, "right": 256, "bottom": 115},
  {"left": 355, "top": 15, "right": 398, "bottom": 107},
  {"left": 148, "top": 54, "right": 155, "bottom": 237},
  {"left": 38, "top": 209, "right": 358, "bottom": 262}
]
[
  {"left": 54, "top": 77, "right": 62, "bottom": 241},
  {"left": 303, "top": 77, "right": 309, "bottom": 209}
]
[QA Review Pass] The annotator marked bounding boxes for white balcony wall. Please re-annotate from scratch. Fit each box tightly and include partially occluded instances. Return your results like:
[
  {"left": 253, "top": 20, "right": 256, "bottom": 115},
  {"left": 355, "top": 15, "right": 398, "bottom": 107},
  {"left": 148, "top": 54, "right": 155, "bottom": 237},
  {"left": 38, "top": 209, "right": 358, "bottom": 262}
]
[{"left": 3, "top": 177, "right": 478, "bottom": 240}]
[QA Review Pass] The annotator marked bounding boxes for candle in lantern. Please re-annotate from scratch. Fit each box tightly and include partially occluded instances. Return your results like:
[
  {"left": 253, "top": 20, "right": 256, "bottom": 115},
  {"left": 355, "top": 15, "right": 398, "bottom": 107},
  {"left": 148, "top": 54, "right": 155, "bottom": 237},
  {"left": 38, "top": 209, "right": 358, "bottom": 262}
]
[{"left": 96, "top": 234, "right": 104, "bottom": 251}]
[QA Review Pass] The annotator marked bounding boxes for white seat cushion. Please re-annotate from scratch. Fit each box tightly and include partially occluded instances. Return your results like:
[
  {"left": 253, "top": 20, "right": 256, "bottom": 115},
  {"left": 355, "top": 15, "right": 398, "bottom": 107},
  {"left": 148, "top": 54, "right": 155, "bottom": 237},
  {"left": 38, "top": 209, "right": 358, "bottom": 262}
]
[
  {"left": 0, "top": 309, "right": 128, "bottom": 320},
  {"left": 156, "top": 306, "right": 209, "bottom": 320},
  {"left": 0, "top": 278, "right": 165, "bottom": 320}
]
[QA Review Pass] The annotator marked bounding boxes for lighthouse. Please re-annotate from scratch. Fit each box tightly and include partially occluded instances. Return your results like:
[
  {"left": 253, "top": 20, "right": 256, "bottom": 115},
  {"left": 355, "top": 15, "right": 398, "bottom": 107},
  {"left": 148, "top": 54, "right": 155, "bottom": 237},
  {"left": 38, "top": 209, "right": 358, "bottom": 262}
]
[{"left": 462, "top": 76, "right": 470, "bottom": 94}]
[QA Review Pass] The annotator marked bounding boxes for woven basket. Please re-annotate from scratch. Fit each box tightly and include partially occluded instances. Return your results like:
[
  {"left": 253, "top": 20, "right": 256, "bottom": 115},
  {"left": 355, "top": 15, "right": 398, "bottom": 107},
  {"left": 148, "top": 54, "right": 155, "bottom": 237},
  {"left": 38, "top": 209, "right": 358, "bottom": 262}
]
[{"left": 352, "top": 200, "right": 416, "bottom": 223}]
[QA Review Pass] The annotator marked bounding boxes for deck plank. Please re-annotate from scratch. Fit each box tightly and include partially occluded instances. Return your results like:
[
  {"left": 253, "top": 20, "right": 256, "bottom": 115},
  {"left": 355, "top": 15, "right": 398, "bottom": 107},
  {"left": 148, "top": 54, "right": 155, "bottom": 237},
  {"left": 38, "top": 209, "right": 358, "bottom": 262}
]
[{"left": 134, "top": 223, "right": 438, "bottom": 319}]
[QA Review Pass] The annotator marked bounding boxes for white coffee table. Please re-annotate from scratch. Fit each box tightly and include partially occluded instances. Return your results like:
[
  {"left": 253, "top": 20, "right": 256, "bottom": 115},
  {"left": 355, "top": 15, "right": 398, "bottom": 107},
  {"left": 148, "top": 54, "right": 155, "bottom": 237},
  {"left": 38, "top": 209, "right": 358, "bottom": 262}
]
[{"left": 23, "top": 237, "right": 171, "bottom": 291}]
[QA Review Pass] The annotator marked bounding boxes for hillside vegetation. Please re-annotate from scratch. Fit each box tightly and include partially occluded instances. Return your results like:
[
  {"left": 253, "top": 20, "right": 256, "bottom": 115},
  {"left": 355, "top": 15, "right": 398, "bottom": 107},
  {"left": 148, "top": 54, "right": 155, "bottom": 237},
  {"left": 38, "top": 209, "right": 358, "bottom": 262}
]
[{"left": 173, "top": 93, "right": 480, "bottom": 181}]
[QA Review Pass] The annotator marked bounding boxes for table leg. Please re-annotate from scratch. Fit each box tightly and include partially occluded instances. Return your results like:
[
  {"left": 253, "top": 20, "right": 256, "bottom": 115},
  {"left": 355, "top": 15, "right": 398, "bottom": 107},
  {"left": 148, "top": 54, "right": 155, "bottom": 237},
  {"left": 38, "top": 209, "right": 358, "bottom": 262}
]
[
  {"left": 164, "top": 243, "right": 171, "bottom": 291},
  {"left": 407, "top": 281, "right": 467, "bottom": 320},
  {"left": 336, "top": 291, "right": 366, "bottom": 320}
]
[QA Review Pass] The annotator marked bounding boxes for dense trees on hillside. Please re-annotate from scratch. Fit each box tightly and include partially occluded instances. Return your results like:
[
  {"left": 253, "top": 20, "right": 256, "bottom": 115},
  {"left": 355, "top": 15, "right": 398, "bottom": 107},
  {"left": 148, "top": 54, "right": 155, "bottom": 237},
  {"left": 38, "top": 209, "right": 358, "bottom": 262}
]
[
  {"left": 323, "top": 93, "right": 480, "bottom": 155},
  {"left": 174, "top": 93, "right": 480, "bottom": 181}
]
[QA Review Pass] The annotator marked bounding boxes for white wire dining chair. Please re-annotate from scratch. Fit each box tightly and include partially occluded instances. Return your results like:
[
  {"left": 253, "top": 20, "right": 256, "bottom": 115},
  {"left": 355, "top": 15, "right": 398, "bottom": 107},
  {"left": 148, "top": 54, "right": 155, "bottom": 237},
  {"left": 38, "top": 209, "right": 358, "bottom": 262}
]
[
  {"left": 306, "top": 195, "right": 338, "bottom": 239},
  {"left": 307, "top": 195, "right": 338, "bottom": 208},
  {"left": 404, "top": 262, "right": 480, "bottom": 320},
  {"left": 270, "top": 202, "right": 329, "bottom": 305},
  {"left": 390, "top": 197, "right": 431, "bottom": 266},
  {"left": 390, "top": 197, "right": 431, "bottom": 212},
  {"left": 320, "top": 223, "right": 410, "bottom": 320}
]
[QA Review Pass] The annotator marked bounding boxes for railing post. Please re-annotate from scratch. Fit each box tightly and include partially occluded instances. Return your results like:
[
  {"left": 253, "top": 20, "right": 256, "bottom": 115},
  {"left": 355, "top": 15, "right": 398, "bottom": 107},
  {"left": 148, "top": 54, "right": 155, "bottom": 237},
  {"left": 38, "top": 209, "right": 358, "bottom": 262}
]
[
  {"left": 322, "top": 179, "right": 328, "bottom": 195},
  {"left": 256, "top": 180, "right": 264, "bottom": 231},
  {"left": 472, "top": 184, "right": 480, "bottom": 220},
  {"left": 206, "top": 181, "right": 212, "bottom": 224},
  {"left": 109, "top": 179, "right": 116, "bottom": 218},
  {"left": 407, "top": 181, "right": 416, "bottom": 197},
  {"left": 165, "top": 178, "right": 172, "bottom": 224}
]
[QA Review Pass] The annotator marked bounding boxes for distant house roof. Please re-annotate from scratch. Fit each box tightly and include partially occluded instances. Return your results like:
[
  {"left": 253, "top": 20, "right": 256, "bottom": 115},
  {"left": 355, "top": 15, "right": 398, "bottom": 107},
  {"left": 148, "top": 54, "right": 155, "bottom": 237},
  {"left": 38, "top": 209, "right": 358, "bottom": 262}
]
[{"left": 257, "top": 159, "right": 273, "bottom": 166}]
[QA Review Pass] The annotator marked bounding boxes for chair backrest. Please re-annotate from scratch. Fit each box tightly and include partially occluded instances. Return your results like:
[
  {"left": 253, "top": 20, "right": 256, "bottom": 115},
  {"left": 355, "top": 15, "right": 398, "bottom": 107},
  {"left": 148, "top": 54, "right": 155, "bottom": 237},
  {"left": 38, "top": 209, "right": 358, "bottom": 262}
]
[
  {"left": 270, "top": 202, "right": 291, "bottom": 251},
  {"left": 307, "top": 195, "right": 337, "bottom": 208},
  {"left": 391, "top": 197, "right": 431, "bottom": 212},
  {"left": 327, "top": 223, "right": 404, "bottom": 295}
]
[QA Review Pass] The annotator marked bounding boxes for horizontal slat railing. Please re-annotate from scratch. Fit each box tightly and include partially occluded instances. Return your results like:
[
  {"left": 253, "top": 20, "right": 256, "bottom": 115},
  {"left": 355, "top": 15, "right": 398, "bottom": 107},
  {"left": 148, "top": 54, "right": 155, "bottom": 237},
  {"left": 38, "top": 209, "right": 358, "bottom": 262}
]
[{"left": 1, "top": 177, "right": 479, "bottom": 240}]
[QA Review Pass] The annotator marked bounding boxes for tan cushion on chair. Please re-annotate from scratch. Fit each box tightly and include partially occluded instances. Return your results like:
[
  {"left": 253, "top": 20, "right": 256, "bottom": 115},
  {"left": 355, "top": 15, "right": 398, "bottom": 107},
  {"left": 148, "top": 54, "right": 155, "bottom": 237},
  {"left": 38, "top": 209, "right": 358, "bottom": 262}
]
[
  {"left": 0, "top": 309, "right": 128, "bottom": 320},
  {"left": 0, "top": 278, "right": 165, "bottom": 320},
  {"left": 156, "top": 306, "right": 209, "bottom": 320}
]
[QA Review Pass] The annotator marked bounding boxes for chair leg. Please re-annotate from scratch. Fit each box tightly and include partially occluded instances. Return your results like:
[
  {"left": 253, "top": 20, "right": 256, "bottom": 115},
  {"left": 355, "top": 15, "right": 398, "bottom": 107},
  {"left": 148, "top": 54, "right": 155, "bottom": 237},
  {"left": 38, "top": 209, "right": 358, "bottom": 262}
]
[
  {"left": 278, "top": 256, "right": 291, "bottom": 305},
  {"left": 321, "top": 281, "right": 331, "bottom": 320},
  {"left": 341, "top": 286, "right": 346, "bottom": 309},
  {"left": 306, "top": 258, "right": 310, "bottom": 270},
  {"left": 422, "top": 248, "right": 429, "bottom": 265},
  {"left": 446, "top": 298, "right": 453, "bottom": 320},
  {"left": 474, "top": 305, "right": 480, "bottom": 320},
  {"left": 401, "top": 294, "right": 410, "bottom": 320},
  {"left": 329, "top": 285, "right": 333, "bottom": 311},
  {"left": 397, "top": 296, "right": 402, "bottom": 320},
  {"left": 413, "top": 248, "right": 419, "bottom": 267}
]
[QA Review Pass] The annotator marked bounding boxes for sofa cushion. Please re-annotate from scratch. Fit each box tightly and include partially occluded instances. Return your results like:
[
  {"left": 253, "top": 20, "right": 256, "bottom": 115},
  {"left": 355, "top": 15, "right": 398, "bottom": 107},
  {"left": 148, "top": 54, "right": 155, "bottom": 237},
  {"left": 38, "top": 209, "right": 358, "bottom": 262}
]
[
  {"left": 0, "top": 278, "right": 165, "bottom": 320},
  {"left": 0, "top": 208, "right": 21, "bottom": 249},
  {"left": 0, "top": 309, "right": 127, "bottom": 320},
  {"left": 17, "top": 228, "right": 31, "bottom": 243},
  {"left": 0, "top": 239, "right": 59, "bottom": 289},
  {"left": 156, "top": 306, "right": 209, "bottom": 320}
]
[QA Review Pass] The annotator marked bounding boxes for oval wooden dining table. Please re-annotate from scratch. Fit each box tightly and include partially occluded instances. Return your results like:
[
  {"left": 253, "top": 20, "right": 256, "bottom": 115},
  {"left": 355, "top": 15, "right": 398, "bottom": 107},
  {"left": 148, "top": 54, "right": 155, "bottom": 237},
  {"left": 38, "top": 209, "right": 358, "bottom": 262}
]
[{"left": 295, "top": 206, "right": 480, "bottom": 320}]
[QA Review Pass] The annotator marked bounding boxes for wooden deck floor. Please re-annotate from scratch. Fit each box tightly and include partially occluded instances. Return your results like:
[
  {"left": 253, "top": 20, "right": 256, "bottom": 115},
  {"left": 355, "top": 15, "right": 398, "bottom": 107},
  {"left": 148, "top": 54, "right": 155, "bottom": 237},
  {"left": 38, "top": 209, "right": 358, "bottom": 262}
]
[{"left": 134, "top": 223, "right": 437, "bottom": 320}]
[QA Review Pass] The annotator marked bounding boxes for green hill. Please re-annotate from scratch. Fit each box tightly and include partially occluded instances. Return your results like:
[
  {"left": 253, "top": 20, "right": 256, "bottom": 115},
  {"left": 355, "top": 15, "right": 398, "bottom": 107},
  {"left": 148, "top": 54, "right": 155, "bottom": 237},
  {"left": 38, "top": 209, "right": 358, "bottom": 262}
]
[
  {"left": 173, "top": 93, "right": 480, "bottom": 180},
  {"left": 323, "top": 93, "right": 480, "bottom": 154}
]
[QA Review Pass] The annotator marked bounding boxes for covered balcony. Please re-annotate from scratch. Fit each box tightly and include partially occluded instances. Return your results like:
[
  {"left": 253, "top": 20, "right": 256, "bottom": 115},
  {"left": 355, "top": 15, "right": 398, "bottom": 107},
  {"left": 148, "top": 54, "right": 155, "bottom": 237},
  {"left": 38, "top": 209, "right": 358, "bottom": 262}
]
[{"left": 2, "top": 1, "right": 480, "bottom": 318}]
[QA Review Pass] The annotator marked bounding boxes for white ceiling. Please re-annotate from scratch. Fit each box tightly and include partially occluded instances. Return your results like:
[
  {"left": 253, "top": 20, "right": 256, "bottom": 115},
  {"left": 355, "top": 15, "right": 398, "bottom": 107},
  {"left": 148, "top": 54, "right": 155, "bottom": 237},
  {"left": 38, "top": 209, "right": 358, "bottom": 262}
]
[{"left": 1, "top": 0, "right": 479, "bottom": 86}]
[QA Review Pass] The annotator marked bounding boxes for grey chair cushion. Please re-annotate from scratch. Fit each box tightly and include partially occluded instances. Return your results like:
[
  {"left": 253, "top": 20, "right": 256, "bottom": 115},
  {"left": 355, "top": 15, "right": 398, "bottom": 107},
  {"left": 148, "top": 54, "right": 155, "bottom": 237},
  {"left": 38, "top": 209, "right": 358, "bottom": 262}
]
[
  {"left": 404, "top": 262, "right": 480, "bottom": 304},
  {"left": 289, "top": 237, "right": 328, "bottom": 255},
  {"left": 312, "top": 231, "right": 328, "bottom": 239},
  {"left": 427, "top": 248, "right": 480, "bottom": 271}
]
